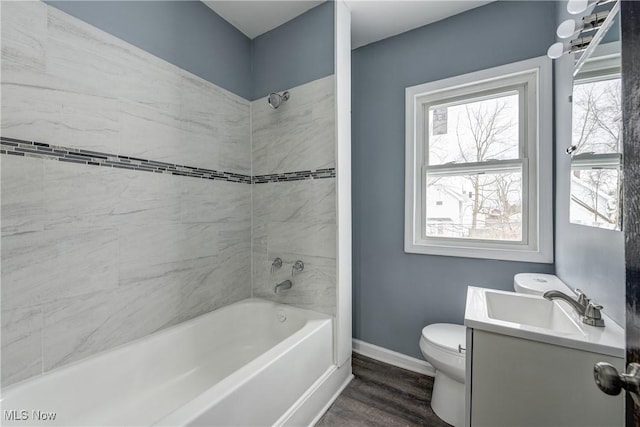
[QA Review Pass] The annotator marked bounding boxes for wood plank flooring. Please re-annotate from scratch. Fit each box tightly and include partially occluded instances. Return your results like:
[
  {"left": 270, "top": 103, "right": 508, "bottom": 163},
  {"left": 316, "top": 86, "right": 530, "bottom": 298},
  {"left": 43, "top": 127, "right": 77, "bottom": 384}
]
[{"left": 316, "top": 353, "right": 451, "bottom": 427}]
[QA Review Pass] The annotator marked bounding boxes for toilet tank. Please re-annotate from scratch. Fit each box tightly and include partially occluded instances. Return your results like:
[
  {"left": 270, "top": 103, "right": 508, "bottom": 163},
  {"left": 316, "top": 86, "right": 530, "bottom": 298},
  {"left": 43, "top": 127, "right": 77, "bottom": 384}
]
[{"left": 513, "top": 273, "right": 574, "bottom": 296}]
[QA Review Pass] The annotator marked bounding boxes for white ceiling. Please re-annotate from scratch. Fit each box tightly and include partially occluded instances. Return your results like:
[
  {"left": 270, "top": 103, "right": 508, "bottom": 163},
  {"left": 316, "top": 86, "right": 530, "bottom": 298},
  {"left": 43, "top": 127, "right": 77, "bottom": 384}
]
[
  {"left": 203, "top": 1, "right": 324, "bottom": 39},
  {"left": 202, "top": 0, "right": 493, "bottom": 48}
]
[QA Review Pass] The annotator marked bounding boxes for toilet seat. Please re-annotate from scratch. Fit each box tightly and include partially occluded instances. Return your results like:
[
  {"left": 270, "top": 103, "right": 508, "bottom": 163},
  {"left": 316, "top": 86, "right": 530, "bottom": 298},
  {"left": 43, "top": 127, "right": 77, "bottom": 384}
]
[
  {"left": 420, "top": 323, "right": 466, "bottom": 383},
  {"left": 422, "top": 323, "right": 466, "bottom": 355}
]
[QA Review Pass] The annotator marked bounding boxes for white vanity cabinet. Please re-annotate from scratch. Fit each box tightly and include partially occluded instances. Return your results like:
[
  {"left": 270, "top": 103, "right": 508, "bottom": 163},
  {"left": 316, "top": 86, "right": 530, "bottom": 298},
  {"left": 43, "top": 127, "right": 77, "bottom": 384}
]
[
  {"left": 463, "top": 287, "right": 626, "bottom": 427},
  {"left": 465, "top": 327, "right": 624, "bottom": 427}
]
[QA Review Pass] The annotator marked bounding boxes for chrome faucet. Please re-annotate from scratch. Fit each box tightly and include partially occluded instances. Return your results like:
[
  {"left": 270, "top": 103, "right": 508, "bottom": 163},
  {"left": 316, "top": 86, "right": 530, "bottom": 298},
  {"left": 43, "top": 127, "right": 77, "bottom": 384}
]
[
  {"left": 271, "top": 257, "right": 283, "bottom": 274},
  {"left": 274, "top": 279, "right": 292, "bottom": 294},
  {"left": 543, "top": 290, "right": 586, "bottom": 314},
  {"left": 543, "top": 289, "right": 605, "bottom": 327}
]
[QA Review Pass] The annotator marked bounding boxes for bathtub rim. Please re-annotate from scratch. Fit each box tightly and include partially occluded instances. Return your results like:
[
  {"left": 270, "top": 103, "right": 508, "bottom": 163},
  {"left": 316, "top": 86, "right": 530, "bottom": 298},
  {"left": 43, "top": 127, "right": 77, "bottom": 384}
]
[{"left": 1, "top": 298, "right": 332, "bottom": 396}]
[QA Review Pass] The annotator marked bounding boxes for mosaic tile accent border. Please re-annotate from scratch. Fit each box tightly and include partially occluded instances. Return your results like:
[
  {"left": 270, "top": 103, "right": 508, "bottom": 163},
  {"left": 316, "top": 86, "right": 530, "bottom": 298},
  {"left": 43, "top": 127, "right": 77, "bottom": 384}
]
[
  {"left": 0, "top": 137, "right": 335, "bottom": 184},
  {"left": 0, "top": 136, "right": 251, "bottom": 183},
  {"left": 253, "top": 168, "right": 336, "bottom": 184}
]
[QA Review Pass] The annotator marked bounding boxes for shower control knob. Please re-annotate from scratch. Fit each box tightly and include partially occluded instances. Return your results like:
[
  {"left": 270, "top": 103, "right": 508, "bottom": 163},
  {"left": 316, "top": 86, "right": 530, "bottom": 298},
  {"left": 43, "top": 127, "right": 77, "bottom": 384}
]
[
  {"left": 594, "top": 362, "right": 640, "bottom": 397},
  {"left": 291, "top": 260, "right": 304, "bottom": 276},
  {"left": 271, "top": 257, "right": 283, "bottom": 274}
]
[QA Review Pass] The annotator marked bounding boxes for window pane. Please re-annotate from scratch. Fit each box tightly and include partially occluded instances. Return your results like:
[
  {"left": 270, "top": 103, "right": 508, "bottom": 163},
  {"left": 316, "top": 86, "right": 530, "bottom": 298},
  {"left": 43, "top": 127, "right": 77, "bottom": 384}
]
[
  {"left": 570, "top": 167, "right": 621, "bottom": 230},
  {"left": 572, "top": 78, "right": 622, "bottom": 155},
  {"left": 428, "top": 92, "right": 519, "bottom": 166},
  {"left": 426, "top": 171, "right": 522, "bottom": 241}
]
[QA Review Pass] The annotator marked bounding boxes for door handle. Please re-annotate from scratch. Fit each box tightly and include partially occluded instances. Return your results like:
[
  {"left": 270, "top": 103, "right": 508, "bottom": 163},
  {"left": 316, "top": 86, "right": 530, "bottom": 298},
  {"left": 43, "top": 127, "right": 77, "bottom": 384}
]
[{"left": 594, "top": 362, "right": 640, "bottom": 405}]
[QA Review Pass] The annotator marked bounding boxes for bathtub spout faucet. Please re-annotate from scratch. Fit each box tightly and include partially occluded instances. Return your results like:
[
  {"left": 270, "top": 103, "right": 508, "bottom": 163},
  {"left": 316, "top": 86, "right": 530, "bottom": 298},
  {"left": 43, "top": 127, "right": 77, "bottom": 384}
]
[{"left": 274, "top": 280, "right": 293, "bottom": 294}]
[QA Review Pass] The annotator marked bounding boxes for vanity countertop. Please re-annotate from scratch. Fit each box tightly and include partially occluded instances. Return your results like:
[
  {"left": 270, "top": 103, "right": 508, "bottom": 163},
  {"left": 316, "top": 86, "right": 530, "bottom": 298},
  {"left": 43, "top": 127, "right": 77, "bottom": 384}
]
[{"left": 464, "top": 286, "right": 625, "bottom": 358}]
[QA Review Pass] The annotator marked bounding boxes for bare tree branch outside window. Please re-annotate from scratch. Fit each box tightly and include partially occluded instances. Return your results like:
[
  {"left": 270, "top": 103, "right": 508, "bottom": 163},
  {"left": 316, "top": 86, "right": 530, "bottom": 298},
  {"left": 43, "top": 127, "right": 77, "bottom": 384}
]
[
  {"left": 570, "top": 77, "right": 622, "bottom": 229},
  {"left": 426, "top": 93, "right": 522, "bottom": 240}
]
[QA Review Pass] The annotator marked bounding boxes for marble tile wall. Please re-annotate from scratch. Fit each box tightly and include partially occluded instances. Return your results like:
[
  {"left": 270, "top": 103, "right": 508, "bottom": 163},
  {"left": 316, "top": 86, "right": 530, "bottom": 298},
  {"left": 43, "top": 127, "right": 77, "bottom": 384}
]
[
  {"left": 2, "top": 2, "right": 251, "bottom": 175},
  {"left": 252, "top": 76, "right": 336, "bottom": 176},
  {"left": 1, "top": 0, "right": 338, "bottom": 387},
  {"left": 1, "top": 1, "right": 251, "bottom": 386},
  {"left": 251, "top": 76, "right": 337, "bottom": 315}
]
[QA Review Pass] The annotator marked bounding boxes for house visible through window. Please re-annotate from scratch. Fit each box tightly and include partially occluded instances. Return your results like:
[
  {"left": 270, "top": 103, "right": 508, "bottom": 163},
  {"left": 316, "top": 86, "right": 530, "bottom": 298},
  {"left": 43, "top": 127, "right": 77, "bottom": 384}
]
[
  {"left": 426, "top": 90, "right": 522, "bottom": 241},
  {"left": 405, "top": 57, "right": 553, "bottom": 263}
]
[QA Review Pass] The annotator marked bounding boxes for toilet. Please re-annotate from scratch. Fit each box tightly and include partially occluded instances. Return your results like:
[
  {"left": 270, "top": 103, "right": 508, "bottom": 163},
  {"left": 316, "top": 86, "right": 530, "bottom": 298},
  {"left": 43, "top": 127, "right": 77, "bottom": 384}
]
[
  {"left": 419, "top": 273, "right": 573, "bottom": 427},
  {"left": 512, "top": 272, "right": 573, "bottom": 296},
  {"left": 419, "top": 323, "right": 466, "bottom": 427}
]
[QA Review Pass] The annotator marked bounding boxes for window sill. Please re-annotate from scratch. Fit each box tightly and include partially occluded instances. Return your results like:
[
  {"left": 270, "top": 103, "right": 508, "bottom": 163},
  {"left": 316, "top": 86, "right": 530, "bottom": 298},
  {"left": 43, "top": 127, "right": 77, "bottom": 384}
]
[{"left": 404, "top": 240, "right": 553, "bottom": 263}]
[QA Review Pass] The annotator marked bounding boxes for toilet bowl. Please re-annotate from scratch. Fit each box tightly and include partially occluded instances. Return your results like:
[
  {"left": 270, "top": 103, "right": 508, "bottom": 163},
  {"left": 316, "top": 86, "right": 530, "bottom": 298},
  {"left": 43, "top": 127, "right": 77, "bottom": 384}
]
[
  {"left": 419, "top": 323, "right": 466, "bottom": 427},
  {"left": 419, "top": 273, "right": 574, "bottom": 427}
]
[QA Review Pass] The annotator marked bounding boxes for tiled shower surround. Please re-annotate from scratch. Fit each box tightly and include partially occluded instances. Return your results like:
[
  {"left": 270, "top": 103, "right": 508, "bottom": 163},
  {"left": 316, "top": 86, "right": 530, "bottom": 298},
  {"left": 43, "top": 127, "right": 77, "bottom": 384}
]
[
  {"left": 252, "top": 77, "right": 337, "bottom": 315},
  {"left": 1, "top": 2, "right": 336, "bottom": 386}
]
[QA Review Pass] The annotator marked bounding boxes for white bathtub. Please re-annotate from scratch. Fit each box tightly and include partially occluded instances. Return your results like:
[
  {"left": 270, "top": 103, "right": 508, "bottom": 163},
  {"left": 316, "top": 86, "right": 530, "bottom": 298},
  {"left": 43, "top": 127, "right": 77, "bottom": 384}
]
[{"left": 1, "top": 298, "right": 335, "bottom": 426}]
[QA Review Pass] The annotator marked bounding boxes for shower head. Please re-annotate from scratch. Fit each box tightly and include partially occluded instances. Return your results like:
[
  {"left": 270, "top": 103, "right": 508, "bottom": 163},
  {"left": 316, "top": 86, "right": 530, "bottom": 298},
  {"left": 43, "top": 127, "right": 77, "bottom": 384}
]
[{"left": 267, "top": 91, "right": 290, "bottom": 109}]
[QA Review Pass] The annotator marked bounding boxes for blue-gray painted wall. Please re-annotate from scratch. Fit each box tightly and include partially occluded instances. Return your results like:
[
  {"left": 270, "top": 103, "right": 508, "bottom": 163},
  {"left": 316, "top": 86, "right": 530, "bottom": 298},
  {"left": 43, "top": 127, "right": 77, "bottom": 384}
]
[
  {"left": 351, "top": 1, "right": 556, "bottom": 359},
  {"left": 45, "top": 1, "right": 335, "bottom": 101},
  {"left": 46, "top": 1, "right": 253, "bottom": 100},
  {"left": 251, "top": 1, "right": 334, "bottom": 100},
  {"left": 553, "top": 1, "right": 625, "bottom": 326}
]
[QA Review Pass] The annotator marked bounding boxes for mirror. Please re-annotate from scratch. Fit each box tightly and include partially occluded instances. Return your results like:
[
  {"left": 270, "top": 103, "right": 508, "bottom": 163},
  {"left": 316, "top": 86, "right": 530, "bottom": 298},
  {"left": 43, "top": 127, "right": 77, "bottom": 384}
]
[{"left": 569, "top": 6, "right": 622, "bottom": 230}]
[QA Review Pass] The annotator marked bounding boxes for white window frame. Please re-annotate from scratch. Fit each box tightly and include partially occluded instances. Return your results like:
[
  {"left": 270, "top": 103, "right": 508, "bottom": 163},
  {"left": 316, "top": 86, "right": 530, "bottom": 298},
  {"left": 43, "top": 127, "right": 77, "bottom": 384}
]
[{"left": 405, "top": 56, "right": 553, "bottom": 263}]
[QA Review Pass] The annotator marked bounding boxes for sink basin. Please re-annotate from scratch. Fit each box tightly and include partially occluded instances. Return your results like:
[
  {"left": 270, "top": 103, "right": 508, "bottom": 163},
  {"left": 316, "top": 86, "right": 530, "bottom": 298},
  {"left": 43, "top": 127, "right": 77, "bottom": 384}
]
[
  {"left": 464, "top": 286, "right": 624, "bottom": 358},
  {"left": 484, "top": 291, "right": 582, "bottom": 335}
]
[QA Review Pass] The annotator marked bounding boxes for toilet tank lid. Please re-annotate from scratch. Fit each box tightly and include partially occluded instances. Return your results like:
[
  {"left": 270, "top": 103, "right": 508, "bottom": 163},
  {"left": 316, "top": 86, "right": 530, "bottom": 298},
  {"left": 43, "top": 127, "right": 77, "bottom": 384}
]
[
  {"left": 514, "top": 273, "right": 573, "bottom": 295},
  {"left": 421, "top": 323, "right": 466, "bottom": 352}
]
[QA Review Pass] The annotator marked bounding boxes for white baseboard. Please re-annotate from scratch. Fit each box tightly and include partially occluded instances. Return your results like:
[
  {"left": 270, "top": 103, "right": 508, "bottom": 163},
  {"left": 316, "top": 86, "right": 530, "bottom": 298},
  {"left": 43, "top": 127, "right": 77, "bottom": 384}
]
[{"left": 352, "top": 339, "right": 435, "bottom": 377}]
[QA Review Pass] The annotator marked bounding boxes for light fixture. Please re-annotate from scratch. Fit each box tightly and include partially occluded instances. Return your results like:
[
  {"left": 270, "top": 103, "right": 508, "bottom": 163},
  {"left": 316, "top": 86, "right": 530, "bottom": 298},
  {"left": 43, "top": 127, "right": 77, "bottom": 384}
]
[
  {"left": 557, "top": 11, "right": 609, "bottom": 38},
  {"left": 547, "top": 36, "right": 593, "bottom": 59},
  {"left": 567, "top": 0, "right": 615, "bottom": 15},
  {"left": 548, "top": 0, "right": 617, "bottom": 60},
  {"left": 567, "top": 0, "right": 591, "bottom": 15},
  {"left": 547, "top": 42, "right": 567, "bottom": 59},
  {"left": 557, "top": 20, "right": 579, "bottom": 39}
]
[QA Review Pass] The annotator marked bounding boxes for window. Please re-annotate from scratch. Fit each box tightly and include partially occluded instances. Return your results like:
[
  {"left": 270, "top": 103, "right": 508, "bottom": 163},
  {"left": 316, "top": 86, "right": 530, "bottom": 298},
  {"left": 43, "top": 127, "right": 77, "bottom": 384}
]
[
  {"left": 569, "top": 44, "right": 622, "bottom": 230},
  {"left": 405, "top": 57, "right": 553, "bottom": 262}
]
